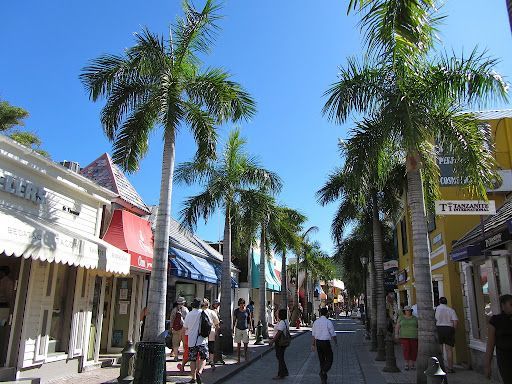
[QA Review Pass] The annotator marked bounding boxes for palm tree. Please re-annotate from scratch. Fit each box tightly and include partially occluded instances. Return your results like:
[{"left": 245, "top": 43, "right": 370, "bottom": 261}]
[
  {"left": 325, "top": 1, "right": 508, "bottom": 380},
  {"left": 177, "top": 129, "right": 281, "bottom": 352},
  {"left": 80, "top": 1, "right": 255, "bottom": 343},
  {"left": 507, "top": 0, "right": 512, "bottom": 33}
]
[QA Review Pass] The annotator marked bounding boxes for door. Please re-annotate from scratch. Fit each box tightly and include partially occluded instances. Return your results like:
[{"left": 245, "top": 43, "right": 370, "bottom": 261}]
[
  {"left": 0, "top": 256, "right": 21, "bottom": 366},
  {"left": 87, "top": 276, "right": 102, "bottom": 361}
]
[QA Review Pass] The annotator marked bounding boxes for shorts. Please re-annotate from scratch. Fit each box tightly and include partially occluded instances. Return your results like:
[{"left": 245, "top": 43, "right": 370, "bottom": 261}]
[
  {"left": 188, "top": 344, "right": 209, "bottom": 362},
  {"left": 234, "top": 328, "right": 249, "bottom": 344},
  {"left": 437, "top": 326, "right": 455, "bottom": 347}
]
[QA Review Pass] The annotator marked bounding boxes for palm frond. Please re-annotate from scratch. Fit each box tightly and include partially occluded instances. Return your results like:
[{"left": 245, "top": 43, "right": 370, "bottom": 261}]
[
  {"left": 180, "top": 185, "right": 220, "bottom": 230},
  {"left": 182, "top": 101, "right": 217, "bottom": 164}
]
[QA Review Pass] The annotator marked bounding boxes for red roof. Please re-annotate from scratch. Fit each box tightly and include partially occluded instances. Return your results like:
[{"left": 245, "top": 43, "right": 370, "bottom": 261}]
[{"left": 103, "top": 210, "right": 153, "bottom": 271}]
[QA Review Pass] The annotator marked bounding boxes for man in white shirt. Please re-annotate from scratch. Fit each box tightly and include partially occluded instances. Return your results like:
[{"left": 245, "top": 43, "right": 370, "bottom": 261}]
[
  {"left": 435, "top": 297, "right": 458, "bottom": 373},
  {"left": 183, "top": 298, "right": 209, "bottom": 384},
  {"left": 201, "top": 298, "right": 219, "bottom": 368},
  {"left": 311, "top": 307, "right": 338, "bottom": 384}
]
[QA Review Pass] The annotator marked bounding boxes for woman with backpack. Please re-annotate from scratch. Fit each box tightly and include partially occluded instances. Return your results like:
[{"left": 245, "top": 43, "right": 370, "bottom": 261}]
[
  {"left": 169, "top": 297, "right": 189, "bottom": 362},
  {"left": 269, "top": 309, "right": 291, "bottom": 380}
]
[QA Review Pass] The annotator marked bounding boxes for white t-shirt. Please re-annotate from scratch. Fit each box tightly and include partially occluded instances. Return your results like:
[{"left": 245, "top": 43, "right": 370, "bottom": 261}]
[
  {"left": 204, "top": 308, "right": 220, "bottom": 341},
  {"left": 435, "top": 304, "right": 458, "bottom": 327},
  {"left": 183, "top": 309, "right": 208, "bottom": 347},
  {"left": 275, "top": 319, "right": 289, "bottom": 333},
  {"left": 312, "top": 316, "right": 335, "bottom": 341}
]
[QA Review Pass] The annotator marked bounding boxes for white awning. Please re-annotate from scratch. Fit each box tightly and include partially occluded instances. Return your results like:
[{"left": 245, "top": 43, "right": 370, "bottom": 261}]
[{"left": 0, "top": 207, "right": 130, "bottom": 275}]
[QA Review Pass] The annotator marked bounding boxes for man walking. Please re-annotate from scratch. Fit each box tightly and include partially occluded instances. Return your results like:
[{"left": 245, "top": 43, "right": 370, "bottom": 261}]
[
  {"left": 183, "top": 298, "right": 209, "bottom": 384},
  {"left": 312, "top": 307, "right": 337, "bottom": 384},
  {"left": 435, "top": 297, "right": 458, "bottom": 373},
  {"left": 233, "top": 298, "right": 252, "bottom": 363},
  {"left": 169, "top": 297, "right": 189, "bottom": 362}
]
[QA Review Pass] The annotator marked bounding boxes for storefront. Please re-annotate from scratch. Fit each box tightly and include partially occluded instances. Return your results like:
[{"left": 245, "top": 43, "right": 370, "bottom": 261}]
[
  {"left": 250, "top": 249, "right": 281, "bottom": 323},
  {"left": 0, "top": 136, "right": 131, "bottom": 381},
  {"left": 450, "top": 199, "right": 512, "bottom": 380}
]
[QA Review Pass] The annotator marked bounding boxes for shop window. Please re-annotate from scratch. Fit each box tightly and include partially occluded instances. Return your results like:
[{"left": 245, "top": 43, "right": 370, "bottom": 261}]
[
  {"left": 176, "top": 282, "right": 196, "bottom": 307},
  {"left": 48, "top": 265, "right": 73, "bottom": 354},
  {"left": 471, "top": 263, "right": 492, "bottom": 340},
  {"left": 400, "top": 219, "right": 408, "bottom": 255}
]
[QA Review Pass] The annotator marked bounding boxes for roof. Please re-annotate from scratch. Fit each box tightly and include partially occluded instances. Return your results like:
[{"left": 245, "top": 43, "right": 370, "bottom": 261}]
[
  {"left": 452, "top": 198, "right": 512, "bottom": 250},
  {"left": 464, "top": 109, "right": 512, "bottom": 121},
  {"left": 148, "top": 206, "right": 239, "bottom": 271},
  {"left": 80, "top": 153, "right": 150, "bottom": 214}
]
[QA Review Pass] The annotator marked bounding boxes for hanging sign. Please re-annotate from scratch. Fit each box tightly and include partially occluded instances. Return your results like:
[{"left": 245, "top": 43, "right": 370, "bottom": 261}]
[{"left": 435, "top": 200, "right": 496, "bottom": 215}]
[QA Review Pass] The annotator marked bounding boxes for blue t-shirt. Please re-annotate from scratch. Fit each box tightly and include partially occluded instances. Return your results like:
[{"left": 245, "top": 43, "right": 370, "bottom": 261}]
[
  {"left": 247, "top": 304, "right": 254, "bottom": 314},
  {"left": 234, "top": 308, "right": 250, "bottom": 330}
]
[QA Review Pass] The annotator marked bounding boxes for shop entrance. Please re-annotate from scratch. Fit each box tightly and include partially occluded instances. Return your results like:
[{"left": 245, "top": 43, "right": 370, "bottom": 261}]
[
  {"left": 87, "top": 276, "right": 103, "bottom": 361},
  {"left": 0, "top": 256, "right": 21, "bottom": 367}
]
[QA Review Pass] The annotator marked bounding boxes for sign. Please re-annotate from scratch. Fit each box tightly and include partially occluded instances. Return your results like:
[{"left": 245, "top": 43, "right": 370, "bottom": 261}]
[
  {"left": 397, "top": 270, "right": 408, "bottom": 285},
  {"left": 383, "top": 260, "right": 398, "bottom": 270},
  {"left": 481, "top": 229, "right": 511, "bottom": 250},
  {"left": 431, "top": 233, "right": 442, "bottom": 246},
  {"left": 0, "top": 173, "right": 46, "bottom": 204},
  {"left": 435, "top": 200, "right": 496, "bottom": 215}
]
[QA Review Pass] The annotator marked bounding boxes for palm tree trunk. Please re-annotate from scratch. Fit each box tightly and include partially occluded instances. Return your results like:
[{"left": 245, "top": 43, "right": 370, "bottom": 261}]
[
  {"left": 220, "top": 204, "right": 234, "bottom": 354},
  {"left": 143, "top": 128, "right": 174, "bottom": 342},
  {"left": 259, "top": 225, "right": 269, "bottom": 338},
  {"left": 406, "top": 155, "right": 442, "bottom": 384},
  {"left": 281, "top": 249, "right": 288, "bottom": 310},
  {"left": 371, "top": 193, "right": 387, "bottom": 361},
  {"left": 369, "top": 252, "right": 378, "bottom": 352}
]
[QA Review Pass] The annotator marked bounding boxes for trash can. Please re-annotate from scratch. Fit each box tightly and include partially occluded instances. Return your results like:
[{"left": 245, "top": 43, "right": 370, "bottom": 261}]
[{"left": 134, "top": 342, "right": 166, "bottom": 384}]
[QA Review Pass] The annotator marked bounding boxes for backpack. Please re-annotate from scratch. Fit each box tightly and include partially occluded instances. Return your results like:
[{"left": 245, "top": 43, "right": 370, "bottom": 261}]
[
  {"left": 199, "top": 310, "right": 212, "bottom": 338},
  {"left": 172, "top": 311, "right": 183, "bottom": 331},
  {"left": 277, "top": 323, "right": 292, "bottom": 347}
]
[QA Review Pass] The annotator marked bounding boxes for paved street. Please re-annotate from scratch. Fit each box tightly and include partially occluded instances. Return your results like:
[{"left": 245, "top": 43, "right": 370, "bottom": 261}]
[{"left": 223, "top": 318, "right": 382, "bottom": 384}]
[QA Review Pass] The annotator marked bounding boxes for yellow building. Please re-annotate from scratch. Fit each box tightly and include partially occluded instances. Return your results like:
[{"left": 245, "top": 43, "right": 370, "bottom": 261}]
[{"left": 395, "top": 110, "right": 512, "bottom": 366}]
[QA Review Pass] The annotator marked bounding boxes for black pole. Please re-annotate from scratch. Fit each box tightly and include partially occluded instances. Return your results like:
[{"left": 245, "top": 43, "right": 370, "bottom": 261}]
[{"left": 364, "top": 265, "right": 370, "bottom": 339}]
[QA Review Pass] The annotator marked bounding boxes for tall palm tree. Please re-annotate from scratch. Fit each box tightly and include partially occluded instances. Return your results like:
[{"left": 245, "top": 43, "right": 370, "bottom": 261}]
[
  {"left": 325, "top": 1, "right": 508, "bottom": 380},
  {"left": 177, "top": 129, "right": 281, "bottom": 352},
  {"left": 81, "top": 1, "right": 255, "bottom": 344}
]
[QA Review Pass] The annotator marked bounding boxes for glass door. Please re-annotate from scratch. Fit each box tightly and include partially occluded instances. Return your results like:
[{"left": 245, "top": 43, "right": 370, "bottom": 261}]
[
  {"left": 87, "top": 276, "right": 102, "bottom": 361},
  {"left": 0, "top": 257, "right": 20, "bottom": 366}
]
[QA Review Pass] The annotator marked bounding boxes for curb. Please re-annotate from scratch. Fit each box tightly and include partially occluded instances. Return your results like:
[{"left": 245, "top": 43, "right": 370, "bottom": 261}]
[{"left": 210, "top": 329, "right": 310, "bottom": 384}]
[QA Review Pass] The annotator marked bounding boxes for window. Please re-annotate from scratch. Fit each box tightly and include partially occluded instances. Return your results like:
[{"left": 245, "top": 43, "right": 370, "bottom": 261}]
[
  {"left": 400, "top": 219, "right": 408, "bottom": 255},
  {"left": 471, "top": 262, "right": 492, "bottom": 340}
]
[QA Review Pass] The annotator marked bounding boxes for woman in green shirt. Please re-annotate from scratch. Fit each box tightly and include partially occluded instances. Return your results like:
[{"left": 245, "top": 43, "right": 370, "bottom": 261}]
[{"left": 394, "top": 306, "right": 418, "bottom": 370}]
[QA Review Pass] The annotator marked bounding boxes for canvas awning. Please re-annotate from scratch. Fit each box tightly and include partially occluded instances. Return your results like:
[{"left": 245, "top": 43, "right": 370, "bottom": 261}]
[
  {"left": 0, "top": 206, "right": 130, "bottom": 274},
  {"left": 169, "top": 247, "right": 219, "bottom": 284},
  {"left": 251, "top": 250, "right": 281, "bottom": 291},
  {"left": 103, "top": 209, "right": 154, "bottom": 272}
]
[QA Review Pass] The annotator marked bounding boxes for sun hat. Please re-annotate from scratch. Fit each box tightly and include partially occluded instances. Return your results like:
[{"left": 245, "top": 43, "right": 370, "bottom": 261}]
[
  {"left": 177, "top": 297, "right": 186, "bottom": 304},
  {"left": 213, "top": 299, "right": 220, "bottom": 305},
  {"left": 403, "top": 305, "right": 413, "bottom": 312}
]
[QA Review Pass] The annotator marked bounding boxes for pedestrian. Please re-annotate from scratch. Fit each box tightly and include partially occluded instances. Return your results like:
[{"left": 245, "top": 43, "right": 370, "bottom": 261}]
[
  {"left": 311, "top": 307, "right": 338, "bottom": 384},
  {"left": 202, "top": 298, "right": 220, "bottom": 368},
  {"left": 247, "top": 300, "right": 255, "bottom": 333},
  {"left": 233, "top": 298, "right": 252, "bottom": 363},
  {"left": 290, "top": 302, "right": 301, "bottom": 329},
  {"left": 394, "top": 305, "right": 418, "bottom": 370},
  {"left": 211, "top": 299, "right": 224, "bottom": 365},
  {"left": 269, "top": 308, "right": 290, "bottom": 380},
  {"left": 169, "top": 297, "right": 189, "bottom": 362},
  {"left": 267, "top": 301, "right": 274, "bottom": 328},
  {"left": 183, "top": 298, "right": 209, "bottom": 384},
  {"left": 485, "top": 294, "right": 512, "bottom": 383},
  {"left": 435, "top": 297, "right": 458, "bottom": 373}
]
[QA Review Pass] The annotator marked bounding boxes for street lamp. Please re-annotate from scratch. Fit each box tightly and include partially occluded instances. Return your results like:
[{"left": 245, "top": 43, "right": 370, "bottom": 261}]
[{"left": 360, "top": 255, "right": 370, "bottom": 338}]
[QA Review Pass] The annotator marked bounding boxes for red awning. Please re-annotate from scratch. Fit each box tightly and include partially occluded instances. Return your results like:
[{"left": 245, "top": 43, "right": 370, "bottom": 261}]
[
  {"left": 103, "top": 209, "right": 153, "bottom": 272},
  {"left": 274, "top": 269, "right": 282, "bottom": 282}
]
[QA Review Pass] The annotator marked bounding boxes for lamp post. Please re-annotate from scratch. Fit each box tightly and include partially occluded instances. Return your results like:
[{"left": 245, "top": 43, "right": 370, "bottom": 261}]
[{"left": 360, "top": 255, "right": 370, "bottom": 339}]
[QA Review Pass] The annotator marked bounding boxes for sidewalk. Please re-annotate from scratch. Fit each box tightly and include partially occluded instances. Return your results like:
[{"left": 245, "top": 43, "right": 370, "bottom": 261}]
[
  {"left": 357, "top": 332, "right": 501, "bottom": 384},
  {"left": 44, "top": 325, "right": 312, "bottom": 384}
]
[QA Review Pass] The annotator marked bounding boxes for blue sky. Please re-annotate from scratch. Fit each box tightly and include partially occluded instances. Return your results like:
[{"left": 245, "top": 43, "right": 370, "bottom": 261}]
[{"left": 1, "top": 1, "right": 511, "bottom": 254}]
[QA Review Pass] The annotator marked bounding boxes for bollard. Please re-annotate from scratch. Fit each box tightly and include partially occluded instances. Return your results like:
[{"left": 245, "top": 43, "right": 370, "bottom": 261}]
[
  {"left": 424, "top": 357, "right": 447, "bottom": 384},
  {"left": 382, "top": 332, "right": 400, "bottom": 372},
  {"left": 254, "top": 320, "right": 264, "bottom": 345},
  {"left": 375, "top": 328, "right": 386, "bottom": 361},
  {"left": 118, "top": 340, "right": 136, "bottom": 384}
]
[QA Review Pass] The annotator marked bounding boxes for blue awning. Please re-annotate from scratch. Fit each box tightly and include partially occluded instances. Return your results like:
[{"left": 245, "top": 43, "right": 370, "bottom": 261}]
[
  {"left": 169, "top": 247, "right": 218, "bottom": 284},
  {"left": 211, "top": 262, "right": 238, "bottom": 288},
  {"left": 251, "top": 250, "right": 281, "bottom": 291}
]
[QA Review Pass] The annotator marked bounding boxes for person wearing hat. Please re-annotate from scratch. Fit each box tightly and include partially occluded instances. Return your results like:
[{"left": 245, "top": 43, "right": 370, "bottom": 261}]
[
  {"left": 201, "top": 298, "right": 220, "bottom": 368},
  {"left": 183, "top": 298, "right": 209, "bottom": 384},
  {"left": 394, "top": 305, "right": 418, "bottom": 370},
  {"left": 169, "top": 297, "right": 189, "bottom": 362}
]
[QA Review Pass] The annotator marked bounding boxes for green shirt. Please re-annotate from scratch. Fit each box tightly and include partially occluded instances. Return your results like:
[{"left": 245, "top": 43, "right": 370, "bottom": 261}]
[{"left": 399, "top": 315, "right": 418, "bottom": 339}]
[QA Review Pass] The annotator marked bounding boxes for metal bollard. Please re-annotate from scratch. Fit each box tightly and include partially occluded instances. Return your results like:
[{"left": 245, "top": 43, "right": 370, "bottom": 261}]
[
  {"left": 424, "top": 357, "right": 447, "bottom": 384},
  {"left": 382, "top": 332, "right": 400, "bottom": 372},
  {"left": 118, "top": 340, "right": 136, "bottom": 384},
  {"left": 254, "top": 320, "right": 264, "bottom": 345}
]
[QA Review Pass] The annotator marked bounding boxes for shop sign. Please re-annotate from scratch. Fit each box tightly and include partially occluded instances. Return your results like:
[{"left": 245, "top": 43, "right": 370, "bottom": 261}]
[
  {"left": 481, "top": 229, "right": 511, "bottom": 250},
  {"left": 431, "top": 233, "right": 442, "bottom": 246},
  {"left": 435, "top": 200, "right": 496, "bottom": 215},
  {"left": 0, "top": 173, "right": 46, "bottom": 204},
  {"left": 397, "top": 269, "right": 408, "bottom": 285}
]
